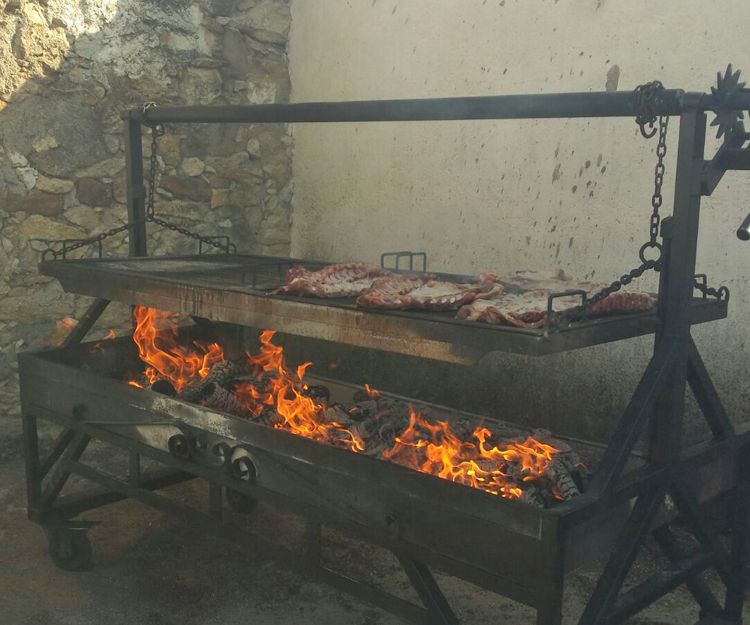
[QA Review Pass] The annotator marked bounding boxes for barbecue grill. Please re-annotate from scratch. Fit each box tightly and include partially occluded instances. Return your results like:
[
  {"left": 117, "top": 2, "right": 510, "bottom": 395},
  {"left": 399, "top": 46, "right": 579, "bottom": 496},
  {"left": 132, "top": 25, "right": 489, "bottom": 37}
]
[{"left": 19, "top": 65, "right": 750, "bottom": 625}]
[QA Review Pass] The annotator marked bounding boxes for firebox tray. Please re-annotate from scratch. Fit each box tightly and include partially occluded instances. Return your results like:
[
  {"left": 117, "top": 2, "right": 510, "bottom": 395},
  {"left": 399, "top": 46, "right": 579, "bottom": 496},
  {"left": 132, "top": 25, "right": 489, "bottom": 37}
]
[{"left": 40, "top": 253, "right": 728, "bottom": 363}]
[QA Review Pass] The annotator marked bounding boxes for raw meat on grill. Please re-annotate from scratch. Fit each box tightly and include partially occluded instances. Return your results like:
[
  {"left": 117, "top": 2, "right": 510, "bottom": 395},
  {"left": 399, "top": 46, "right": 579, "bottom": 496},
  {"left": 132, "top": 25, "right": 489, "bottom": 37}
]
[
  {"left": 356, "top": 274, "right": 501, "bottom": 311},
  {"left": 274, "top": 263, "right": 393, "bottom": 298},
  {"left": 456, "top": 289, "right": 657, "bottom": 328}
]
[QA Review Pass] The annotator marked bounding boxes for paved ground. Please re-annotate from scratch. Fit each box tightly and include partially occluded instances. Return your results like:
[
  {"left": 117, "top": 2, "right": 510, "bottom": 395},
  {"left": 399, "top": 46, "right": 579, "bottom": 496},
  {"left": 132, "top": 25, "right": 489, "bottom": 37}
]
[{"left": 0, "top": 454, "right": 747, "bottom": 625}]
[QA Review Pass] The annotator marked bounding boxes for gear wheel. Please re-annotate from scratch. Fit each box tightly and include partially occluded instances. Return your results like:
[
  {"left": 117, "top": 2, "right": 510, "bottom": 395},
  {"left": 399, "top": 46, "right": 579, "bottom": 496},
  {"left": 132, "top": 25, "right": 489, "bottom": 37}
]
[{"left": 710, "top": 64, "right": 746, "bottom": 139}]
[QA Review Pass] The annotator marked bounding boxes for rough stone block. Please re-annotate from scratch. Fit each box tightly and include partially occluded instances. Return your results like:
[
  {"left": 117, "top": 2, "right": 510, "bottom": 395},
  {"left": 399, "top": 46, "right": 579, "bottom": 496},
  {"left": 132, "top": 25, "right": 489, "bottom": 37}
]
[{"left": 76, "top": 178, "right": 114, "bottom": 206}]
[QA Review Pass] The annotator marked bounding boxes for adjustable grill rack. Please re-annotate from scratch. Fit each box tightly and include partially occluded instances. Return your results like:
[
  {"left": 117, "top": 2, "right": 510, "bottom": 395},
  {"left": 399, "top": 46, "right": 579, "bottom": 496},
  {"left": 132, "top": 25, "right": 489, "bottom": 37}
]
[
  {"left": 39, "top": 254, "right": 728, "bottom": 361},
  {"left": 20, "top": 68, "right": 750, "bottom": 625}
]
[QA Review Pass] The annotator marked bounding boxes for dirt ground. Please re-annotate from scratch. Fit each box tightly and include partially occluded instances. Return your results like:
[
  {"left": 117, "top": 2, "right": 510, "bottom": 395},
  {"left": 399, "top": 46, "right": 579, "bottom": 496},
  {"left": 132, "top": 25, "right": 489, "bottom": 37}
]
[{"left": 0, "top": 454, "right": 747, "bottom": 625}]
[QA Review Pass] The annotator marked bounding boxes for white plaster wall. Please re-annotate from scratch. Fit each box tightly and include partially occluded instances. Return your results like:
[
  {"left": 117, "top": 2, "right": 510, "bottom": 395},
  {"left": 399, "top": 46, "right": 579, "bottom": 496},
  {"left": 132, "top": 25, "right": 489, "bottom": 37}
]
[{"left": 288, "top": 0, "right": 750, "bottom": 435}]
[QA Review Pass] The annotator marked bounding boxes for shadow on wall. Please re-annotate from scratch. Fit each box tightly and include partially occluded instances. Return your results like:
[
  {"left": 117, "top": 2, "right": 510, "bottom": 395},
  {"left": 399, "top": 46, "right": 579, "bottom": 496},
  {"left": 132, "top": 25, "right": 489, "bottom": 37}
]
[{"left": 0, "top": 0, "right": 293, "bottom": 435}]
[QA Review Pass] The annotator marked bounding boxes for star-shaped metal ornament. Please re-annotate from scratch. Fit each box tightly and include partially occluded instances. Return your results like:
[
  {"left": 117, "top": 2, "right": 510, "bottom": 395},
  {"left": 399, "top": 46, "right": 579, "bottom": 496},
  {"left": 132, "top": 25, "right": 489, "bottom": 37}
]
[{"left": 710, "top": 64, "right": 746, "bottom": 139}]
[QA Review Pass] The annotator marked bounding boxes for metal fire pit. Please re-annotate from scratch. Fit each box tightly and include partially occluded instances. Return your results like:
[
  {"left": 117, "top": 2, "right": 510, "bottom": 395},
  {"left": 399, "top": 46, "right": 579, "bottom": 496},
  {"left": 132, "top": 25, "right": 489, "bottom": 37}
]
[
  {"left": 20, "top": 67, "right": 750, "bottom": 625},
  {"left": 18, "top": 331, "right": 741, "bottom": 624}
]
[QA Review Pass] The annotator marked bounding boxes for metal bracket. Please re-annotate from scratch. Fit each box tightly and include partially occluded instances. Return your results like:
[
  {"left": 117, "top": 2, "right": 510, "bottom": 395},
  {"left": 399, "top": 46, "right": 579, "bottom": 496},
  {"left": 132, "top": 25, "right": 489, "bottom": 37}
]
[{"left": 380, "top": 251, "right": 427, "bottom": 272}]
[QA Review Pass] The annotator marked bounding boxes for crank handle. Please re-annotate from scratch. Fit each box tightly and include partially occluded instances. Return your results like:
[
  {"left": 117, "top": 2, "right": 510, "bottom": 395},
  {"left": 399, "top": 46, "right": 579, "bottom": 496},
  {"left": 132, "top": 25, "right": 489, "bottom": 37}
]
[{"left": 738, "top": 211, "right": 750, "bottom": 241}]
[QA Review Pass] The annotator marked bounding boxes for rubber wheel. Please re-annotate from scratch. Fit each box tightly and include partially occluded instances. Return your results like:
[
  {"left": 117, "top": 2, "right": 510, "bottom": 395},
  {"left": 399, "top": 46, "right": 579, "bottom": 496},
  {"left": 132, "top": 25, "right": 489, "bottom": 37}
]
[
  {"left": 226, "top": 489, "right": 257, "bottom": 514},
  {"left": 48, "top": 528, "right": 93, "bottom": 572}
]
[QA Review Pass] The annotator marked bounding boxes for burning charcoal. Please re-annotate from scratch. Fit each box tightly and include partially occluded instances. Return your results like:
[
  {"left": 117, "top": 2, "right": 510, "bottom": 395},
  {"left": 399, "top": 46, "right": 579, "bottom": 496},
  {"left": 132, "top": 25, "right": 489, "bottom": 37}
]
[
  {"left": 545, "top": 457, "right": 581, "bottom": 500},
  {"left": 352, "top": 399, "right": 378, "bottom": 418},
  {"left": 252, "top": 408, "right": 283, "bottom": 427},
  {"left": 531, "top": 428, "right": 572, "bottom": 453},
  {"left": 203, "top": 360, "right": 237, "bottom": 386},
  {"left": 557, "top": 450, "right": 584, "bottom": 474},
  {"left": 180, "top": 360, "right": 238, "bottom": 403},
  {"left": 196, "top": 382, "right": 245, "bottom": 416},
  {"left": 180, "top": 381, "right": 208, "bottom": 403},
  {"left": 518, "top": 486, "right": 545, "bottom": 509},
  {"left": 305, "top": 385, "right": 330, "bottom": 404},
  {"left": 377, "top": 416, "right": 408, "bottom": 445},
  {"left": 352, "top": 417, "right": 378, "bottom": 441},
  {"left": 323, "top": 404, "right": 353, "bottom": 426},
  {"left": 150, "top": 379, "right": 177, "bottom": 397}
]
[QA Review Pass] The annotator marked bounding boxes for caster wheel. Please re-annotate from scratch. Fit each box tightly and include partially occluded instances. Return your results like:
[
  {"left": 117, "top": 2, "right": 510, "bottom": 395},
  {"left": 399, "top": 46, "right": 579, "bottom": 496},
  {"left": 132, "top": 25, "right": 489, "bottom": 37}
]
[
  {"left": 47, "top": 528, "right": 92, "bottom": 572},
  {"left": 226, "top": 489, "right": 257, "bottom": 514}
]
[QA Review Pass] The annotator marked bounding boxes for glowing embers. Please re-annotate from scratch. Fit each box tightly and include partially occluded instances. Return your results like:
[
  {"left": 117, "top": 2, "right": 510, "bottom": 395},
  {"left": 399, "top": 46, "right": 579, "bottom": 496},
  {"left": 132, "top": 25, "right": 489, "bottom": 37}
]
[
  {"left": 383, "top": 406, "right": 559, "bottom": 502},
  {"left": 130, "top": 306, "right": 224, "bottom": 391}
]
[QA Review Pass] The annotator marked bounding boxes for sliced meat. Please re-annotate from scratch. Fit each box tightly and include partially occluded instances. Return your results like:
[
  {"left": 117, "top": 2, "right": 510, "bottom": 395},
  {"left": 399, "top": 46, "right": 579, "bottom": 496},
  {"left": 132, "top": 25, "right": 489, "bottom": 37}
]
[
  {"left": 357, "top": 275, "right": 501, "bottom": 311},
  {"left": 457, "top": 290, "right": 657, "bottom": 328},
  {"left": 274, "top": 263, "right": 393, "bottom": 298}
]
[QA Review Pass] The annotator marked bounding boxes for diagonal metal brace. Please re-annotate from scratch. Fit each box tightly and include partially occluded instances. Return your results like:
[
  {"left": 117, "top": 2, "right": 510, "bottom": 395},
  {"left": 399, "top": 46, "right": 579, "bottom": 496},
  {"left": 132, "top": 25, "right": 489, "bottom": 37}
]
[{"left": 589, "top": 342, "right": 677, "bottom": 494}]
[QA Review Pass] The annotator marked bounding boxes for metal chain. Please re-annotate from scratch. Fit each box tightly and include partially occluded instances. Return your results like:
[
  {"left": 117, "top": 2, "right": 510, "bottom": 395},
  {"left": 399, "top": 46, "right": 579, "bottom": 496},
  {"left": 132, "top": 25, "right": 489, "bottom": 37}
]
[
  {"left": 40, "top": 223, "right": 131, "bottom": 260},
  {"left": 634, "top": 80, "right": 665, "bottom": 139},
  {"left": 143, "top": 110, "right": 235, "bottom": 254},
  {"left": 554, "top": 82, "right": 727, "bottom": 325},
  {"left": 41, "top": 102, "right": 235, "bottom": 260},
  {"left": 554, "top": 83, "right": 670, "bottom": 325},
  {"left": 639, "top": 113, "right": 669, "bottom": 264},
  {"left": 143, "top": 102, "right": 164, "bottom": 220}
]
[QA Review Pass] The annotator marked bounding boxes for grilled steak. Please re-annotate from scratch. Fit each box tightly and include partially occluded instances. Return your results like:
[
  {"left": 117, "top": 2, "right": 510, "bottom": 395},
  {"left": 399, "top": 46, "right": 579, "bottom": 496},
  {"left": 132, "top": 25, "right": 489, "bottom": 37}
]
[
  {"left": 274, "top": 263, "right": 393, "bottom": 298},
  {"left": 357, "top": 274, "right": 501, "bottom": 311}
]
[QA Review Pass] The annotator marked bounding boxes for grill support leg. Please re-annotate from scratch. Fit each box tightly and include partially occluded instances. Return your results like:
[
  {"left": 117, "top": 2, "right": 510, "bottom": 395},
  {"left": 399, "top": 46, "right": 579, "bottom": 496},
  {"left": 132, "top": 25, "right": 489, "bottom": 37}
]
[
  {"left": 652, "top": 525, "right": 723, "bottom": 618},
  {"left": 724, "top": 444, "right": 750, "bottom": 621},
  {"left": 577, "top": 487, "right": 667, "bottom": 625},
  {"left": 39, "top": 432, "right": 91, "bottom": 514},
  {"left": 62, "top": 298, "right": 110, "bottom": 347},
  {"left": 22, "top": 412, "right": 41, "bottom": 519},
  {"left": 398, "top": 557, "right": 460, "bottom": 625}
]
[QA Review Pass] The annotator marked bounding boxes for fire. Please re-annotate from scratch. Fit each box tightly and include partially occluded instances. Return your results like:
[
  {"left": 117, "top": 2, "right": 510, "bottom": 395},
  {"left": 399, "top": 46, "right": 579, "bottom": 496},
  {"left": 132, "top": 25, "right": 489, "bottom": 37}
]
[
  {"left": 91, "top": 328, "right": 118, "bottom": 352},
  {"left": 234, "top": 330, "right": 365, "bottom": 453},
  {"left": 364, "top": 383, "right": 380, "bottom": 398},
  {"left": 131, "top": 306, "right": 224, "bottom": 391},
  {"left": 383, "top": 406, "right": 558, "bottom": 500},
  {"left": 125, "top": 308, "right": 562, "bottom": 503}
]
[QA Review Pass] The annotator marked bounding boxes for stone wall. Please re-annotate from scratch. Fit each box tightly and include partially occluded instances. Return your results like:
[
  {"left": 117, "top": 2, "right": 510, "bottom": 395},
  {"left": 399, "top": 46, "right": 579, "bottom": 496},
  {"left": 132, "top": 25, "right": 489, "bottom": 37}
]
[{"left": 0, "top": 0, "right": 292, "bottom": 449}]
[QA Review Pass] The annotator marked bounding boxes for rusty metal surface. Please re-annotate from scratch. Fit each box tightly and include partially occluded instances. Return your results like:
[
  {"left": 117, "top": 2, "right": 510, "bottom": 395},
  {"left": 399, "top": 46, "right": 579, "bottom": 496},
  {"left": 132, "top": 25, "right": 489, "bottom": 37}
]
[{"left": 39, "top": 254, "right": 728, "bottom": 363}]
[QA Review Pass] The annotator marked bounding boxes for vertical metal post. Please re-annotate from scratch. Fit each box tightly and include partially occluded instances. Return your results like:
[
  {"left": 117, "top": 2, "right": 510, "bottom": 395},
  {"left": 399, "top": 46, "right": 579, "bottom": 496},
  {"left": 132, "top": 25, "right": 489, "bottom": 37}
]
[
  {"left": 22, "top": 412, "right": 41, "bottom": 519},
  {"left": 125, "top": 113, "right": 147, "bottom": 257},
  {"left": 648, "top": 109, "right": 707, "bottom": 464},
  {"left": 536, "top": 518, "right": 565, "bottom": 625},
  {"left": 724, "top": 444, "right": 750, "bottom": 620}
]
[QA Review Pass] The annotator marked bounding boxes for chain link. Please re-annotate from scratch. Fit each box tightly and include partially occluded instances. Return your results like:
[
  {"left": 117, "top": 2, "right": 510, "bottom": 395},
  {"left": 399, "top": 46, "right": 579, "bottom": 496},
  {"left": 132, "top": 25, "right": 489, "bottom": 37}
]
[
  {"left": 142, "top": 109, "right": 234, "bottom": 253},
  {"left": 639, "top": 113, "right": 669, "bottom": 264},
  {"left": 40, "top": 223, "right": 131, "bottom": 260},
  {"left": 41, "top": 102, "right": 235, "bottom": 260},
  {"left": 634, "top": 80, "right": 665, "bottom": 139},
  {"left": 143, "top": 104, "right": 165, "bottom": 220}
]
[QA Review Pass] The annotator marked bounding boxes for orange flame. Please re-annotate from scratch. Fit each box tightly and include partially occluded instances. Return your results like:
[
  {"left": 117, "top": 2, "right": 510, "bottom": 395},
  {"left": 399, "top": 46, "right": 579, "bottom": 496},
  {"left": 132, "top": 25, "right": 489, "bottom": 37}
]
[
  {"left": 131, "top": 306, "right": 224, "bottom": 391},
  {"left": 234, "top": 330, "right": 365, "bottom": 453},
  {"left": 125, "top": 310, "right": 561, "bottom": 502},
  {"left": 91, "top": 328, "right": 118, "bottom": 353},
  {"left": 364, "top": 383, "right": 380, "bottom": 398},
  {"left": 383, "top": 406, "right": 558, "bottom": 500}
]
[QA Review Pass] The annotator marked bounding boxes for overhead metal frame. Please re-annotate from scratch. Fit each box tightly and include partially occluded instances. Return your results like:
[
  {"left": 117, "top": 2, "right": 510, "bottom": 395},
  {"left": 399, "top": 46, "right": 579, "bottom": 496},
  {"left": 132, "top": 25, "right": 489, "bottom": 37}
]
[{"left": 22, "top": 70, "right": 750, "bottom": 625}]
